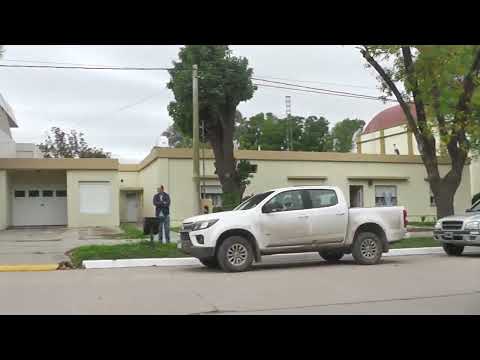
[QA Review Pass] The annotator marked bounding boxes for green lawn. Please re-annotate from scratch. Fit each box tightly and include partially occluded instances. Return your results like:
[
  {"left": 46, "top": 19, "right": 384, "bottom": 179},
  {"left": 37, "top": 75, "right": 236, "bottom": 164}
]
[
  {"left": 118, "top": 223, "right": 148, "bottom": 239},
  {"left": 391, "top": 237, "right": 438, "bottom": 249},
  {"left": 408, "top": 221, "right": 435, "bottom": 228},
  {"left": 68, "top": 241, "right": 188, "bottom": 268}
]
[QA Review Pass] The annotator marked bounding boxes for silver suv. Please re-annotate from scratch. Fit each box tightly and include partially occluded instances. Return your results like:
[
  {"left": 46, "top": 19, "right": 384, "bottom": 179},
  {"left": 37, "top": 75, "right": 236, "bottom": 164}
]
[{"left": 434, "top": 200, "right": 480, "bottom": 256}]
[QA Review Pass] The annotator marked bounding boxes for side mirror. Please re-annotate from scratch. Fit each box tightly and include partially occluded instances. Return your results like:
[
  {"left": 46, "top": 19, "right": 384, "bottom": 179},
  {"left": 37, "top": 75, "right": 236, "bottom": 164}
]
[
  {"left": 263, "top": 203, "right": 281, "bottom": 213},
  {"left": 466, "top": 208, "right": 473, "bottom": 213}
]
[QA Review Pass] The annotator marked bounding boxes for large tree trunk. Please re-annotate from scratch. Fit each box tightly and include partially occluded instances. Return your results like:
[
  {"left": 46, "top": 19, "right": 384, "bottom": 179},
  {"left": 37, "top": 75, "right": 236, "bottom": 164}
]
[
  {"left": 206, "top": 112, "right": 242, "bottom": 207},
  {"left": 429, "top": 176, "right": 458, "bottom": 218}
]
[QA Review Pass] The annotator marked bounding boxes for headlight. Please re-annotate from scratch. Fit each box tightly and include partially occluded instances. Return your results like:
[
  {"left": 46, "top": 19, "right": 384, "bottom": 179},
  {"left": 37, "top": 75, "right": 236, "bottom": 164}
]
[
  {"left": 192, "top": 219, "right": 219, "bottom": 231},
  {"left": 464, "top": 221, "right": 480, "bottom": 230},
  {"left": 434, "top": 221, "right": 442, "bottom": 230}
]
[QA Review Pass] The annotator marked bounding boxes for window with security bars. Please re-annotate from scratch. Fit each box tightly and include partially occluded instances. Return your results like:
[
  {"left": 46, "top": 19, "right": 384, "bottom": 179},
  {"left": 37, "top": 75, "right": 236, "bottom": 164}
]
[{"left": 375, "top": 186, "right": 398, "bottom": 206}]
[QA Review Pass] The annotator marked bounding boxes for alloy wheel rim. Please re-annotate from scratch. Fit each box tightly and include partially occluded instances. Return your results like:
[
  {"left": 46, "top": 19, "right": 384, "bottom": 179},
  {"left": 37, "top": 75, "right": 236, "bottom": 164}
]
[
  {"left": 227, "top": 243, "right": 248, "bottom": 266},
  {"left": 360, "top": 238, "right": 378, "bottom": 259}
]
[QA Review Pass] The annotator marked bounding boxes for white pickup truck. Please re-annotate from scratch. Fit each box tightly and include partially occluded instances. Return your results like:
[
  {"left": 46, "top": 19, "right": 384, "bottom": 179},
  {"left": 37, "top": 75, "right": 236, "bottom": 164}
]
[{"left": 179, "top": 186, "right": 407, "bottom": 272}]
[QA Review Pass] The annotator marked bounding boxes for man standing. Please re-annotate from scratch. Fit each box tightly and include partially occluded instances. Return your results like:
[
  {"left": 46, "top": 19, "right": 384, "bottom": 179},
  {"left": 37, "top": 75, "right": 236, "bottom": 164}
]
[{"left": 153, "top": 185, "right": 171, "bottom": 244}]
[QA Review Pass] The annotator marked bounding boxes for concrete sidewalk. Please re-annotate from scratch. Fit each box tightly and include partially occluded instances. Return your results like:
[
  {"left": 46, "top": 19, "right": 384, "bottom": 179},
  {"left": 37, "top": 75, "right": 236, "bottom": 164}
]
[{"left": 0, "top": 227, "right": 179, "bottom": 266}]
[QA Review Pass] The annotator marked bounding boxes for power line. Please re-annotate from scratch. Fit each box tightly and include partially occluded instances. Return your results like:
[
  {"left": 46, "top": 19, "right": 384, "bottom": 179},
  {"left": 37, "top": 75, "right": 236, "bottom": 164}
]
[
  {"left": 253, "top": 77, "right": 397, "bottom": 102},
  {"left": 255, "top": 75, "right": 378, "bottom": 90},
  {"left": 2, "top": 58, "right": 380, "bottom": 91},
  {"left": 2, "top": 58, "right": 121, "bottom": 67},
  {"left": 0, "top": 64, "right": 174, "bottom": 71},
  {"left": 0, "top": 60, "right": 398, "bottom": 103},
  {"left": 254, "top": 83, "right": 398, "bottom": 103}
]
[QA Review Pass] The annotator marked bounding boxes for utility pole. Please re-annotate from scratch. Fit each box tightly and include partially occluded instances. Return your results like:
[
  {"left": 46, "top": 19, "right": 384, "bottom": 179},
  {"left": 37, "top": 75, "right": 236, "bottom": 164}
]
[
  {"left": 192, "top": 64, "right": 201, "bottom": 214},
  {"left": 285, "top": 96, "right": 292, "bottom": 151}
]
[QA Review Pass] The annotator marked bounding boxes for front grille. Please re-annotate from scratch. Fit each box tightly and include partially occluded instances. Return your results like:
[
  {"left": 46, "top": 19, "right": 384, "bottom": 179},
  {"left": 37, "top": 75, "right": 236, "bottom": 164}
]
[
  {"left": 180, "top": 232, "right": 191, "bottom": 242},
  {"left": 442, "top": 221, "right": 463, "bottom": 230}
]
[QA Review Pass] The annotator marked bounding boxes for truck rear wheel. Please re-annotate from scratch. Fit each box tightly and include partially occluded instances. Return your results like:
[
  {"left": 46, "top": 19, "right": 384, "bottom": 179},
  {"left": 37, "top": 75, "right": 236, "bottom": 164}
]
[
  {"left": 199, "top": 257, "right": 219, "bottom": 269},
  {"left": 352, "top": 232, "right": 383, "bottom": 265},
  {"left": 442, "top": 244, "right": 464, "bottom": 256},
  {"left": 319, "top": 250, "right": 344, "bottom": 263},
  {"left": 217, "top": 236, "right": 254, "bottom": 272}
]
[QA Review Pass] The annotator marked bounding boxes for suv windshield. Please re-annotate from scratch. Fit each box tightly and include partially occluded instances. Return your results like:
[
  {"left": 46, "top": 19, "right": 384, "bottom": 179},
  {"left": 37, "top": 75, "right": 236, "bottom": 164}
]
[{"left": 234, "top": 191, "right": 274, "bottom": 211}]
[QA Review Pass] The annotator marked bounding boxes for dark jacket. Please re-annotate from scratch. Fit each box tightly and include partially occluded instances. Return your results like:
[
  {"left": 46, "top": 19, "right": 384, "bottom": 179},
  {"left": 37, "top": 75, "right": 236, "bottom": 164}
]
[{"left": 153, "top": 192, "right": 170, "bottom": 217}]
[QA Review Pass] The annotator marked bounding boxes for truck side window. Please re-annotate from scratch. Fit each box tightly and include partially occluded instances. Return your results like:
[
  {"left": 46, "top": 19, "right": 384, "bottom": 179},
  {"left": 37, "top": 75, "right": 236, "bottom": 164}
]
[
  {"left": 265, "top": 190, "right": 305, "bottom": 212},
  {"left": 307, "top": 189, "right": 338, "bottom": 208}
]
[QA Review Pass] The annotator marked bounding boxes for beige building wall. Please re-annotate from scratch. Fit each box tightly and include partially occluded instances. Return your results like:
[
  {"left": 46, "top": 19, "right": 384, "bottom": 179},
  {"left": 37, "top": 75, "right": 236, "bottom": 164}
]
[
  {"left": 137, "top": 153, "right": 471, "bottom": 223},
  {"left": 0, "top": 170, "right": 9, "bottom": 230},
  {"left": 9, "top": 170, "right": 66, "bottom": 186},
  {"left": 359, "top": 131, "right": 381, "bottom": 154},
  {"left": 136, "top": 158, "right": 170, "bottom": 219},
  {"left": 67, "top": 170, "right": 120, "bottom": 228},
  {"left": 471, "top": 157, "right": 480, "bottom": 198},
  {"left": 119, "top": 171, "right": 139, "bottom": 189}
]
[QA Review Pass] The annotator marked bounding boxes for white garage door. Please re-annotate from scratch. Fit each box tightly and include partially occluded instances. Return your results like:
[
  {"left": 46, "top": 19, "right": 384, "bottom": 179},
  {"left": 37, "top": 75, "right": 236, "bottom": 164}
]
[
  {"left": 12, "top": 186, "right": 68, "bottom": 226},
  {"left": 79, "top": 182, "right": 112, "bottom": 214}
]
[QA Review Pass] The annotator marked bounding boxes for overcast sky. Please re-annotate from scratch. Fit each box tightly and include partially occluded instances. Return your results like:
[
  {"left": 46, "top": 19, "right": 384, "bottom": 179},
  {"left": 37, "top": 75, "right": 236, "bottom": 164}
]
[{"left": 0, "top": 45, "right": 393, "bottom": 162}]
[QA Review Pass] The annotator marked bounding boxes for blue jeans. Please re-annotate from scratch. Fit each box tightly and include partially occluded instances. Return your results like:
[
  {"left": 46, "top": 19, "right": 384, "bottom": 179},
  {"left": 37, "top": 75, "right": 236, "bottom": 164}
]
[{"left": 158, "top": 215, "right": 170, "bottom": 243}]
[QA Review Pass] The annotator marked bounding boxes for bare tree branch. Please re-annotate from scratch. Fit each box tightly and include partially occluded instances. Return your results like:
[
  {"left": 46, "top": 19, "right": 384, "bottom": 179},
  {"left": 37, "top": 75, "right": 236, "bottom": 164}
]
[{"left": 361, "top": 46, "right": 419, "bottom": 136}]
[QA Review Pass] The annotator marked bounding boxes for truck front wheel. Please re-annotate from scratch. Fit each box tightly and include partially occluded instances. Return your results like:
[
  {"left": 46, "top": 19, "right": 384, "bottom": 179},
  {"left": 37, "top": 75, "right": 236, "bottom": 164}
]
[
  {"left": 352, "top": 232, "right": 383, "bottom": 265},
  {"left": 442, "top": 244, "right": 464, "bottom": 256},
  {"left": 217, "top": 236, "right": 254, "bottom": 272}
]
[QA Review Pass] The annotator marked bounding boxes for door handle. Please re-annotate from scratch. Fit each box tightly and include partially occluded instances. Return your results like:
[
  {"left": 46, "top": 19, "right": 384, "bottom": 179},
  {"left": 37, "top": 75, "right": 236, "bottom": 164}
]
[
  {"left": 336, "top": 213, "right": 345, "bottom": 216},
  {"left": 298, "top": 215, "right": 309, "bottom": 219}
]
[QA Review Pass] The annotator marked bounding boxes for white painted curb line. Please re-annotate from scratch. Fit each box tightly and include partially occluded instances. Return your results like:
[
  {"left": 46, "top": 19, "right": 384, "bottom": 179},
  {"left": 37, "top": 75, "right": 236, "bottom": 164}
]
[
  {"left": 83, "top": 257, "right": 201, "bottom": 269},
  {"left": 82, "top": 246, "right": 469, "bottom": 269}
]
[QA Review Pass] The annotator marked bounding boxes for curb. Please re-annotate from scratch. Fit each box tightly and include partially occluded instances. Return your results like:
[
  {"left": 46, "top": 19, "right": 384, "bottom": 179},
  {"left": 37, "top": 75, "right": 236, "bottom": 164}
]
[
  {"left": 0, "top": 264, "right": 59, "bottom": 272},
  {"left": 82, "top": 246, "right": 453, "bottom": 269}
]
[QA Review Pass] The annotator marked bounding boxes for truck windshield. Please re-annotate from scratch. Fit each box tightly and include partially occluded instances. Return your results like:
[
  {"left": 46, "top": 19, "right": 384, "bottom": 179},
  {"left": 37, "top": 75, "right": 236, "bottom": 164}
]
[
  {"left": 234, "top": 191, "right": 274, "bottom": 211},
  {"left": 471, "top": 200, "right": 480, "bottom": 212}
]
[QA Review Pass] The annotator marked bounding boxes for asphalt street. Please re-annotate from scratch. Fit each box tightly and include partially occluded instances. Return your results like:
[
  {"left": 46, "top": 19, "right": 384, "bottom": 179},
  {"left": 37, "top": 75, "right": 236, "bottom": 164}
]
[{"left": 1, "top": 250, "right": 479, "bottom": 314}]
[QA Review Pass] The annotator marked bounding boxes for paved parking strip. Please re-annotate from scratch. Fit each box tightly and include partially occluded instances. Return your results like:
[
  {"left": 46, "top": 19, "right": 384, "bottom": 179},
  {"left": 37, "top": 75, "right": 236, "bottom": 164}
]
[{"left": 0, "top": 251, "right": 479, "bottom": 314}]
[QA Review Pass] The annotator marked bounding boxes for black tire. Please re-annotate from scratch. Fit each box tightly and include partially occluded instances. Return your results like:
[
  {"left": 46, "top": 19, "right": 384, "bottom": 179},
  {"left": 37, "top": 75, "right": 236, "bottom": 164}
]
[
  {"left": 442, "top": 244, "right": 464, "bottom": 256},
  {"left": 216, "top": 235, "right": 254, "bottom": 272},
  {"left": 199, "top": 257, "right": 219, "bottom": 269},
  {"left": 352, "top": 232, "right": 383, "bottom": 265},
  {"left": 319, "top": 250, "right": 344, "bottom": 263}
]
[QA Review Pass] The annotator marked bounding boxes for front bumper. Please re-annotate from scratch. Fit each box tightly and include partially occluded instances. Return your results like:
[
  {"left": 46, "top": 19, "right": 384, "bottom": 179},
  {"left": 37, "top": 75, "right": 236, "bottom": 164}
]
[
  {"left": 433, "top": 230, "right": 480, "bottom": 246},
  {"left": 179, "top": 232, "right": 215, "bottom": 259}
]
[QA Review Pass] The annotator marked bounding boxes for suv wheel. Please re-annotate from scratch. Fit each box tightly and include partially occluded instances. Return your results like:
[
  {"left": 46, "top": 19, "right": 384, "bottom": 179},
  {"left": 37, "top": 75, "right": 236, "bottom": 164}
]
[
  {"left": 217, "top": 236, "right": 254, "bottom": 272},
  {"left": 319, "top": 250, "right": 344, "bottom": 263},
  {"left": 442, "top": 244, "right": 464, "bottom": 256},
  {"left": 352, "top": 232, "right": 383, "bottom": 265},
  {"left": 199, "top": 257, "right": 219, "bottom": 269}
]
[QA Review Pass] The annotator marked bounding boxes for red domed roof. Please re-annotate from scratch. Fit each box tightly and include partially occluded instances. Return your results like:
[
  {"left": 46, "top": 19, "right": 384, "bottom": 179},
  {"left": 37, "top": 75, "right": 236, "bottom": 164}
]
[{"left": 363, "top": 104, "right": 416, "bottom": 134}]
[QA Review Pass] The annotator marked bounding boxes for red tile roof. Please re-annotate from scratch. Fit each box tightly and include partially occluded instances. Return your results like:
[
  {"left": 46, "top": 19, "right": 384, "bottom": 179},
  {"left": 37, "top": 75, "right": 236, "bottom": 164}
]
[{"left": 363, "top": 104, "right": 416, "bottom": 134}]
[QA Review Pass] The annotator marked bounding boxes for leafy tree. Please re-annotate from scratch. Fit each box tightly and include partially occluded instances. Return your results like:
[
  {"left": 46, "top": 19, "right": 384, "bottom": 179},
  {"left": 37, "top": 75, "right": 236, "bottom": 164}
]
[
  {"left": 331, "top": 118, "right": 365, "bottom": 152},
  {"left": 167, "top": 46, "right": 256, "bottom": 207},
  {"left": 161, "top": 124, "right": 192, "bottom": 148},
  {"left": 237, "top": 113, "right": 333, "bottom": 152},
  {"left": 236, "top": 112, "right": 264, "bottom": 150},
  {"left": 301, "top": 116, "right": 332, "bottom": 152},
  {"left": 360, "top": 45, "right": 480, "bottom": 217},
  {"left": 38, "top": 127, "right": 110, "bottom": 158}
]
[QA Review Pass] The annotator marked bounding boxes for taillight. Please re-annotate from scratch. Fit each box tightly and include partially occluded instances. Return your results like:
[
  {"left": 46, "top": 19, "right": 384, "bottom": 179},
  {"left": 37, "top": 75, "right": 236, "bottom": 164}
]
[{"left": 403, "top": 209, "right": 408, "bottom": 227}]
